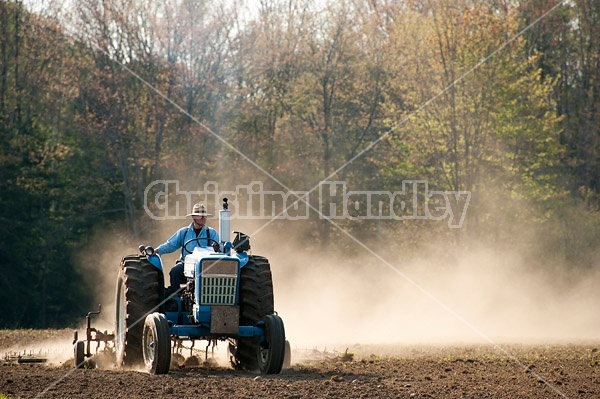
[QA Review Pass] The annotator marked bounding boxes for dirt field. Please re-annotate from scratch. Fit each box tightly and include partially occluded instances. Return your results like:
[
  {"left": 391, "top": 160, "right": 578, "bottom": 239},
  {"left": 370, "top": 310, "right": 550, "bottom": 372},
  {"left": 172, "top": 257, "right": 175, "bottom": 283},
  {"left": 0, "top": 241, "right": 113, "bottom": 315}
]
[{"left": 1, "top": 329, "right": 599, "bottom": 398}]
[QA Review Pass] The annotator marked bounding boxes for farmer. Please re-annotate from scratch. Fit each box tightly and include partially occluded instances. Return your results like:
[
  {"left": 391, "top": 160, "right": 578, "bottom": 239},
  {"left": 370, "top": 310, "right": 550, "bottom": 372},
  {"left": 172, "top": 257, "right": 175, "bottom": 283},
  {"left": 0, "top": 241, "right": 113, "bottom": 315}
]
[{"left": 156, "top": 202, "right": 220, "bottom": 294}]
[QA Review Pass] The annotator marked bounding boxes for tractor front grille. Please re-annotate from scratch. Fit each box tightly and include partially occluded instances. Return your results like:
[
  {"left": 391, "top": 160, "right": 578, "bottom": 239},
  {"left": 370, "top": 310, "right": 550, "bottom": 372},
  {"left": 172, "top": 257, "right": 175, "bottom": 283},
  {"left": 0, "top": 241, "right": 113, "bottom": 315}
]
[{"left": 200, "top": 260, "right": 238, "bottom": 305}]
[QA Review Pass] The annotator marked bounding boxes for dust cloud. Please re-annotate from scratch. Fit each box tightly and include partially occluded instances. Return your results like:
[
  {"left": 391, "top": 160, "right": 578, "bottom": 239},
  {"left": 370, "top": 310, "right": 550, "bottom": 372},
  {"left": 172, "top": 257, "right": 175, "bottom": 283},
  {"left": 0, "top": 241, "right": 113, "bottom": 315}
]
[
  {"left": 1, "top": 330, "right": 75, "bottom": 366},
  {"left": 73, "top": 224, "right": 137, "bottom": 334},
  {"left": 249, "top": 220, "right": 600, "bottom": 350}
]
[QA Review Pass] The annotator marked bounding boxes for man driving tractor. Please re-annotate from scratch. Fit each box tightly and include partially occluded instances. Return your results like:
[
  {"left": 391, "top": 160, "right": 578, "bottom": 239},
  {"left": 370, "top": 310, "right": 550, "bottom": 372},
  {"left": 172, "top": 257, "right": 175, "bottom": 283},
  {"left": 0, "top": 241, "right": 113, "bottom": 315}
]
[{"left": 156, "top": 202, "right": 220, "bottom": 294}]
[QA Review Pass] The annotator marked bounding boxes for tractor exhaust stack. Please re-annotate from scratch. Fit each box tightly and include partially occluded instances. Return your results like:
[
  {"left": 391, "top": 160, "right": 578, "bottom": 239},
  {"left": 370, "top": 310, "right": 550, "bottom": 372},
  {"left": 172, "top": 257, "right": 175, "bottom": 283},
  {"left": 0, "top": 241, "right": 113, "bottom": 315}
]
[{"left": 219, "top": 198, "right": 231, "bottom": 246}]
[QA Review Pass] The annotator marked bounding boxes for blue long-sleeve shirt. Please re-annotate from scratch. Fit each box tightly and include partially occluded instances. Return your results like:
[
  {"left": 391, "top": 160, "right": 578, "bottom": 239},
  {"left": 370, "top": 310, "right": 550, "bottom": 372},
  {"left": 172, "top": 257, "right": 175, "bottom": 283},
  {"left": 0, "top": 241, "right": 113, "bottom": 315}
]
[{"left": 156, "top": 223, "right": 220, "bottom": 260}]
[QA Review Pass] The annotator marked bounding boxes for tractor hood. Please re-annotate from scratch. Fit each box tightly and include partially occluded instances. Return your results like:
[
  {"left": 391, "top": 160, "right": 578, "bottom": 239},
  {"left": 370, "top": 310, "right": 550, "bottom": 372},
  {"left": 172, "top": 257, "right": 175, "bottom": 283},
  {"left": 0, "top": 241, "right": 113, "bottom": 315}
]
[{"left": 183, "top": 246, "right": 249, "bottom": 278}]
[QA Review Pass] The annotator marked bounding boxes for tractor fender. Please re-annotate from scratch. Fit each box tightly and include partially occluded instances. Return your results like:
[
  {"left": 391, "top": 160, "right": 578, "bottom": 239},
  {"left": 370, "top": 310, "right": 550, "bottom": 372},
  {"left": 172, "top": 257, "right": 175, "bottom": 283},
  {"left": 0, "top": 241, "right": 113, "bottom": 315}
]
[
  {"left": 236, "top": 252, "right": 249, "bottom": 268},
  {"left": 146, "top": 253, "right": 164, "bottom": 272}
]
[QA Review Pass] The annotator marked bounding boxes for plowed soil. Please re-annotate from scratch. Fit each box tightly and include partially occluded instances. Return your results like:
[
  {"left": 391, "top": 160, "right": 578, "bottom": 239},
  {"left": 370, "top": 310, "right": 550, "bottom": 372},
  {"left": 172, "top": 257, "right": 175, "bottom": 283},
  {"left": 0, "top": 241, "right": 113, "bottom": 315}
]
[{"left": 1, "top": 329, "right": 599, "bottom": 398}]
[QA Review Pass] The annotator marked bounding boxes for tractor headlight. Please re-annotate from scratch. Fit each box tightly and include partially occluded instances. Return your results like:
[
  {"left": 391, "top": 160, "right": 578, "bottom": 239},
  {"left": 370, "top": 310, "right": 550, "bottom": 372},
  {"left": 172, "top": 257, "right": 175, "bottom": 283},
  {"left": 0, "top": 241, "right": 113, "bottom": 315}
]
[{"left": 145, "top": 246, "right": 155, "bottom": 256}]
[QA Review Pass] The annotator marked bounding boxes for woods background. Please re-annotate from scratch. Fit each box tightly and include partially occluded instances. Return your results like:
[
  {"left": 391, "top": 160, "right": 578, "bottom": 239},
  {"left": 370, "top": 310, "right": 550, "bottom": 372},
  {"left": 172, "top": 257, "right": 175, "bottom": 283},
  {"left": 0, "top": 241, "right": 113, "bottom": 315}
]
[{"left": 0, "top": 0, "right": 598, "bottom": 329}]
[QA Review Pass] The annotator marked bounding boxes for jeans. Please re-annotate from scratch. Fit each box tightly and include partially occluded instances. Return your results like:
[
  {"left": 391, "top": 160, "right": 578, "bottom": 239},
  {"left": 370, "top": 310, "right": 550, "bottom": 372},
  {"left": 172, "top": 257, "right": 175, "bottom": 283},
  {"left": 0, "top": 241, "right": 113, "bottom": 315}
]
[{"left": 168, "top": 261, "right": 185, "bottom": 293}]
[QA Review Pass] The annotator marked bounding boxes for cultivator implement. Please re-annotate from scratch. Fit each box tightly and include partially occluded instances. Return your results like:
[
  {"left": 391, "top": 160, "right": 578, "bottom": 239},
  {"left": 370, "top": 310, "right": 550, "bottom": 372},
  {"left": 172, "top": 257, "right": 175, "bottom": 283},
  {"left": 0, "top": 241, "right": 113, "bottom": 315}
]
[{"left": 73, "top": 304, "right": 114, "bottom": 368}]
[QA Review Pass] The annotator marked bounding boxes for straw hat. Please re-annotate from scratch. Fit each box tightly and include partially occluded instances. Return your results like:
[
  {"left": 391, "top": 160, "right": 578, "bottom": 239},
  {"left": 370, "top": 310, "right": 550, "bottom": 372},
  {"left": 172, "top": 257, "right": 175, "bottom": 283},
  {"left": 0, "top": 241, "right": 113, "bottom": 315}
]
[{"left": 186, "top": 203, "right": 212, "bottom": 217}]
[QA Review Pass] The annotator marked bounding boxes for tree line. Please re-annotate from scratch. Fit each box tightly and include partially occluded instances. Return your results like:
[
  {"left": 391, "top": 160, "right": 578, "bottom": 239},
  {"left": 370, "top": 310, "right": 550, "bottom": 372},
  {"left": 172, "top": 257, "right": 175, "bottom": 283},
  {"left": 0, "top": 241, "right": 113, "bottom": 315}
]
[{"left": 0, "top": 0, "right": 598, "bottom": 328}]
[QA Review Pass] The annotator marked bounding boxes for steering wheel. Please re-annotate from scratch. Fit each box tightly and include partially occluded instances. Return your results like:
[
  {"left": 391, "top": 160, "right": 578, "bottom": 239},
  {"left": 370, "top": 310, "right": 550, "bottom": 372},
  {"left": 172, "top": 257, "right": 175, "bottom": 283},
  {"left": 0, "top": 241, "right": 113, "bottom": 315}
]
[{"left": 183, "top": 237, "right": 220, "bottom": 255}]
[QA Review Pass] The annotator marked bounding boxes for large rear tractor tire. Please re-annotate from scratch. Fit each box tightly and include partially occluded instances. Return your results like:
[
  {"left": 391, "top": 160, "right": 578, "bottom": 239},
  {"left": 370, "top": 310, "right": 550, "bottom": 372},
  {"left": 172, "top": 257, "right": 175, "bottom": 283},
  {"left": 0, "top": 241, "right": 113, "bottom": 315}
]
[
  {"left": 115, "top": 255, "right": 162, "bottom": 368},
  {"left": 258, "top": 314, "right": 286, "bottom": 374},
  {"left": 142, "top": 312, "right": 171, "bottom": 375},
  {"left": 233, "top": 255, "right": 276, "bottom": 372}
]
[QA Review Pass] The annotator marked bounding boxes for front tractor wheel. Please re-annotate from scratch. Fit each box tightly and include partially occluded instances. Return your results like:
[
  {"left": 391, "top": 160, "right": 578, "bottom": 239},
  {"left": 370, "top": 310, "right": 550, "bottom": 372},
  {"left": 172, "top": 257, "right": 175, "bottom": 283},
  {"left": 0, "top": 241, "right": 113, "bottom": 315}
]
[
  {"left": 142, "top": 312, "right": 171, "bottom": 375},
  {"left": 258, "top": 314, "right": 286, "bottom": 374},
  {"left": 115, "top": 255, "right": 162, "bottom": 369}
]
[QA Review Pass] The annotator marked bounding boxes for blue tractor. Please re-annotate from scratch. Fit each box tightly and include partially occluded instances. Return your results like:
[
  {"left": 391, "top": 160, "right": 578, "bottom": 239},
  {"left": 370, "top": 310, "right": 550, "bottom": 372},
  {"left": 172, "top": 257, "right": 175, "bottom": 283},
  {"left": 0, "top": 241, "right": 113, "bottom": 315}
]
[{"left": 74, "top": 198, "right": 288, "bottom": 375}]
